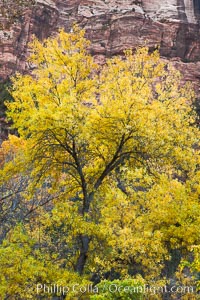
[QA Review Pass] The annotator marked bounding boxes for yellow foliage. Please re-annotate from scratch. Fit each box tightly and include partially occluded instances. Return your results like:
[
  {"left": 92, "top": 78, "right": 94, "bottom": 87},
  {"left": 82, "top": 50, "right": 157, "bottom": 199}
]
[{"left": 0, "top": 26, "right": 200, "bottom": 299}]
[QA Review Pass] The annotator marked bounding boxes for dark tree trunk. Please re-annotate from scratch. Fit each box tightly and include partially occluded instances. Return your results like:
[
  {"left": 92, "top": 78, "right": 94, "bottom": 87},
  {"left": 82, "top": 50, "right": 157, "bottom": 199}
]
[
  {"left": 75, "top": 193, "right": 94, "bottom": 274},
  {"left": 75, "top": 235, "right": 90, "bottom": 275}
]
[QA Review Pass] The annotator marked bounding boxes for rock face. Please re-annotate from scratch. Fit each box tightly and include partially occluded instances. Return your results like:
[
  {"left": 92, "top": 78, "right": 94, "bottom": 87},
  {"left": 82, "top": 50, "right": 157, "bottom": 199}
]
[{"left": 0, "top": 0, "right": 200, "bottom": 94}]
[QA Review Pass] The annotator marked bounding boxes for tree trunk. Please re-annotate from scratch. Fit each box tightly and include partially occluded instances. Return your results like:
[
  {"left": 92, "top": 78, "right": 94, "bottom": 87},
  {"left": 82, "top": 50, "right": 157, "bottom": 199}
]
[
  {"left": 75, "top": 192, "right": 95, "bottom": 274},
  {"left": 75, "top": 235, "right": 90, "bottom": 275}
]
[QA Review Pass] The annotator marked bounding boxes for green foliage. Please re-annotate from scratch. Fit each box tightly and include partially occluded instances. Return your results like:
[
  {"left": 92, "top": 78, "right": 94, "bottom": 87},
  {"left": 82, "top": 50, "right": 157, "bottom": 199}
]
[
  {"left": 179, "top": 246, "right": 200, "bottom": 291},
  {"left": 90, "top": 278, "right": 144, "bottom": 300}
]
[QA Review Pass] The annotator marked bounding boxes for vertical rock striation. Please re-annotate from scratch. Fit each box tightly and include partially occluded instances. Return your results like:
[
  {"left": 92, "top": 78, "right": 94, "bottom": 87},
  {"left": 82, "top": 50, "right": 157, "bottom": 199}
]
[{"left": 0, "top": 0, "right": 200, "bottom": 93}]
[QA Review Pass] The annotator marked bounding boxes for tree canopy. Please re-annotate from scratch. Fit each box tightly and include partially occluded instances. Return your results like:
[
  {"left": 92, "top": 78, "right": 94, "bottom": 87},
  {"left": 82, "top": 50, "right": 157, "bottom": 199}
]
[{"left": 0, "top": 26, "right": 200, "bottom": 299}]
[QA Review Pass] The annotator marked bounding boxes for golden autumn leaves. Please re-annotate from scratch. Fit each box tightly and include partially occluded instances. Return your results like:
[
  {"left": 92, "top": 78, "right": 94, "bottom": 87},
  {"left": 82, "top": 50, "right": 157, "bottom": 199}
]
[{"left": 0, "top": 26, "right": 200, "bottom": 299}]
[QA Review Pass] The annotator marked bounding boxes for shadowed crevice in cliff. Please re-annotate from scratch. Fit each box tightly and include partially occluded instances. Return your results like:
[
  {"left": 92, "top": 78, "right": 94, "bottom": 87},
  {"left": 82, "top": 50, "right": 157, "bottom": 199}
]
[
  {"left": 194, "top": 0, "right": 200, "bottom": 20},
  {"left": 32, "top": 3, "right": 59, "bottom": 40},
  {"left": 177, "top": 0, "right": 188, "bottom": 22},
  {"left": 175, "top": 0, "right": 190, "bottom": 59}
]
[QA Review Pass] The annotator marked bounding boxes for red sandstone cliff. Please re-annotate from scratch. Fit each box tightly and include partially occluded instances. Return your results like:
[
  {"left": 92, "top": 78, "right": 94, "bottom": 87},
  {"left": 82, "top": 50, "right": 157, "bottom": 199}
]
[{"left": 0, "top": 0, "right": 200, "bottom": 94}]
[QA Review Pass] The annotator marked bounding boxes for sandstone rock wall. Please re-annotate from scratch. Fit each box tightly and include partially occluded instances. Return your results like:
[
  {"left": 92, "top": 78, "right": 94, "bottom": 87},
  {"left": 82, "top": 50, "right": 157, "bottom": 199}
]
[{"left": 0, "top": 0, "right": 200, "bottom": 95}]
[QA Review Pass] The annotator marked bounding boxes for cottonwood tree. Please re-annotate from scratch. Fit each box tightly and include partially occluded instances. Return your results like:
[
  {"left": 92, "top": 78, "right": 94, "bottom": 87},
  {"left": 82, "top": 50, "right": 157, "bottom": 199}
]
[{"left": 0, "top": 26, "right": 200, "bottom": 298}]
